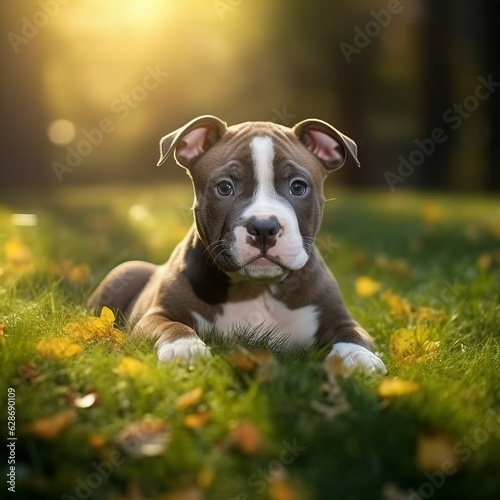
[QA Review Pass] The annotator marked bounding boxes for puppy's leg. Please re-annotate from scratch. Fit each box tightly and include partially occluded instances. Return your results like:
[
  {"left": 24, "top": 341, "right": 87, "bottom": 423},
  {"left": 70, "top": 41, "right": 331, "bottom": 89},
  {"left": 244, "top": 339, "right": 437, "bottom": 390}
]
[
  {"left": 87, "top": 261, "right": 158, "bottom": 313},
  {"left": 132, "top": 310, "right": 211, "bottom": 363}
]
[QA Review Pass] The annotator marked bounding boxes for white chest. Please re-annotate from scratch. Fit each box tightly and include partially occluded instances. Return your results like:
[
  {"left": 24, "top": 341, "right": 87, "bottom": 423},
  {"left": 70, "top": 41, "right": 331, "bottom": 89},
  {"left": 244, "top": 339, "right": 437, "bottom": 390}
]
[{"left": 191, "top": 292, "right": 319, "bottom": 347}]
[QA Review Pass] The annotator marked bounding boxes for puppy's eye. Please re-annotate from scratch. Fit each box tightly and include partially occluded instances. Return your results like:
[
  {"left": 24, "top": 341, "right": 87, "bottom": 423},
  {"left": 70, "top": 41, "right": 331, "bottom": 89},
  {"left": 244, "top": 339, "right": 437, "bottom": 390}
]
[
  {"left": 216, "top": 180, "right": 234, "bottom": 196},
  {"left": 290, "top": 180, "right": 308, "bottom": 196}
]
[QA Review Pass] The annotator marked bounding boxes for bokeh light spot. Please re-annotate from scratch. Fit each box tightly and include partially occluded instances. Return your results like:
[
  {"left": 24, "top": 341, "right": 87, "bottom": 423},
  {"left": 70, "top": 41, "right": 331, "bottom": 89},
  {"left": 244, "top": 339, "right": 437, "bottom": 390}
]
[{"left": 47, "top": 119, "right": 76, "bottom": 145}]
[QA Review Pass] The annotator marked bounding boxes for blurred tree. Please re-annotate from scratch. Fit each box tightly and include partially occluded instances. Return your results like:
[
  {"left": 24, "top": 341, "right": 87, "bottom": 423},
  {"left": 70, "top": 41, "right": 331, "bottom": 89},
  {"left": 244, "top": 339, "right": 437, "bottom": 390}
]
[
  {"left": 482, "top": 0, "right": 500, "bottom": 190},
  {"left": 0, "top": 6, "right": 48, "bottom": 190},
  {"left": 418, "top": 0, "right": 453, "bottom": 189}
]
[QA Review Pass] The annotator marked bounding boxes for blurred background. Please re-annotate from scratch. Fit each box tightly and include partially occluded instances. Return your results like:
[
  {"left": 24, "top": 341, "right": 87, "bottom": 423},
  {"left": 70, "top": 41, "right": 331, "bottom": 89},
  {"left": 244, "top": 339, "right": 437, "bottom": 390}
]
[{"left": 0, "top": 0, "right": 498, "bottom": 192}]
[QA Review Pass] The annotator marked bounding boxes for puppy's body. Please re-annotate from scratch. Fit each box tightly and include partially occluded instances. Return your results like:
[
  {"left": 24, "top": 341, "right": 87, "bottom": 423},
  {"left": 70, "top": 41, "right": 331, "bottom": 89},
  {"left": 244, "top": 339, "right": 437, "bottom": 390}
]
[{"left": 88, "top": 116, "right": 386, "bottom": 373}]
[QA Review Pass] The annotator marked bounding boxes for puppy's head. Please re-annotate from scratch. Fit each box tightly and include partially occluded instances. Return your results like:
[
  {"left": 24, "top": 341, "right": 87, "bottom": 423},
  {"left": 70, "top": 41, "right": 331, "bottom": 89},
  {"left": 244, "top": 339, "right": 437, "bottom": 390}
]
[{"left": 158, "top": 115, "right": 359, "bottom": 280}]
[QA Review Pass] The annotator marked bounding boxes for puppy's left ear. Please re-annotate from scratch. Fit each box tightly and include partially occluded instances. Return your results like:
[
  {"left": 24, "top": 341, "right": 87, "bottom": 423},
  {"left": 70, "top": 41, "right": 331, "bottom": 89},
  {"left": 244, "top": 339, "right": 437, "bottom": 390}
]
[
  {"left": 157, "top": 115, "right": 227, "bottom": 167},
  {"left": 292, "top": 119, "right": 360, "bottom": 171}
]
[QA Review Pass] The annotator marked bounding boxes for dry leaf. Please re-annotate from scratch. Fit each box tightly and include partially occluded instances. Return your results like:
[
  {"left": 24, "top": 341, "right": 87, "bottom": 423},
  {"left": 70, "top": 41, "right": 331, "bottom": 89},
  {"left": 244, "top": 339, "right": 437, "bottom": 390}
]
[
  {"left": 416, "top": 429, "right": 461, "bottom": 472},
  {"left": 390, "top": 326, "right": 440, "bottom": 365},
  {"left": 114, "top": 356, "right": 148, "bottom": 378},
  {"left": 176, "top": 387, "right": 203, "bottom": 411},
  {"left": 231, "top": 421, "right": 264, "bottom": 455},
  {"left": 165, "top": 486, "right": 204, "bottom": 500},
  {"left": 89, "top": 433, "right": 107, "bottom": 450},
  {"left": 422, "top": 203, "right": 445, "bottom": 224},
  {"left": 65, "top": 306, "right": 125, "bottom": 345},
  {"left": 269, "top": 478, "right": 296, "bottom": 500},
  {"left": 323, "top": 353, "right": 350, "bottom": 378},
  {"left": 415, "top": 307, "right": 446, "bottom": 322},
  {"left": 52, "top": 260, "right": 91, "bottom": 284},
  {"left": 3, "top": 238, "right": 33, "bottom": 273},
  {"left": 23, "top": 409, "right": 76, "bottom": 440},
  {"left": 0, "top": 324, "right": 5, "bottom": 336},
  {"left": 487, "top": 221, "right": 500, "bottom": 238},
  {"left": 115, "top": 419, "right": 171, "bottom": 457},
  {"left": 184, "top": 412, "right": 210, "bottom": 430},
  {"left": 197, "top": 465, "right": 215, "bottom": 489},
  {"left": 227, "top": 347, "right": 277, "bottom": 383},
  {"left": 36, "top": 337, "right": 83, "bottom": 359},
  {"left": 17, "top": 363, "right": 45, "bottom": 385},
  {"left": 378, "top": 378, "right": 420, "bottom": 398},
  {"left": 67, "top": 263, "right": 92, "bottom": 284},
  {"left": 355, "top": 276, "right": 381, "bottom": 297},
  {"left": 382, "top": 291, "right": 415, "bottom": 319}
]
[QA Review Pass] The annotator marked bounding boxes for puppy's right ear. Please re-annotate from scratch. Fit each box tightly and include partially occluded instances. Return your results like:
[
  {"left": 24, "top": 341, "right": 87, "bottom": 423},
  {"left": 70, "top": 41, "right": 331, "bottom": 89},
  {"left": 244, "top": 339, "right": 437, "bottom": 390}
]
[{"left": 157, "top": 115, "right": 227, "bottom": 167}]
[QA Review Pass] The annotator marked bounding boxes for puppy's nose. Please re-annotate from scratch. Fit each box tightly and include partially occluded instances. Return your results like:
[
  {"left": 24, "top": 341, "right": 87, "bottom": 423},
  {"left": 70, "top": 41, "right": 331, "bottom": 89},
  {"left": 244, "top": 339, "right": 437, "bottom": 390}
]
[{"left": 246, "top": 217, "right": 281, "bottom": 249}]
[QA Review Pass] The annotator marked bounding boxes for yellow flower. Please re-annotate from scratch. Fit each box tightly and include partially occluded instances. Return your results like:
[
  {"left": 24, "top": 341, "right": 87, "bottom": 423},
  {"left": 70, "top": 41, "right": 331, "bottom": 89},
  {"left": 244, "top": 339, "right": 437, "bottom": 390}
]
[
  {"left": 36, "top": 337, "right": 83, "bottom": 359},
  {"left": 390, "top": 326, "right": 440, "bottom": 366},
  {"left": 355, "top": 276, "right": 381, "bottom": 297}
]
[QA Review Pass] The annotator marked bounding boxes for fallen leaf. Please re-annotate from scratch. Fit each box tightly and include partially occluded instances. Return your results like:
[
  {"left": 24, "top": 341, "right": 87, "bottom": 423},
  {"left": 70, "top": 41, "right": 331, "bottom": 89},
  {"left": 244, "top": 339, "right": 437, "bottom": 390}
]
[
  {"left": 64, "top": 306, "right": 125, "bottom": 345},
  {"left": 197, "top": 465, "right": 215, "bottom": 489},
  {"left": 231, "top": 421, "right": 264, "bottom": 455},
  {"left": 23, "top": 409, "right": 76, "bottom": 440},
  {"left": 416, "top": 429, "right": 461, "bottom": 472},
  {"left": 0, "top": 324, "right": 5, "bottom": 336},
  {"left": 487, "top": 220, "right": 500, "bottom": 239},
  {"left": 52, "top": 260, "right": 91, "bottom": 284},
  {"left": 378, "top": 378, "right": 420, "bottom": 398},
  {"left": 3, "top": 238, "right": 33, "bottom": 273},
  {"left": 176, "top": 387, "right": 203, "bottom": 411},
  {"left": 165, "top": 486, "right": 204, "bottom": 500},
  {"left": 323, "top": 353, "right": 350, "bottom": 378},
  {"left": 184, "top": 412, "right": 210, "bottom": 430},
  {"left": 269, "top": 478, "right": 296, "bottom": 500},
  {"left": 115, "top": 419, "right": 171, "bottom": 457},
  {"left": 67, "top": 263, "right": 92, "bottom": 284},
  {"left": 89, "top": 433, "right": 107, "bottom": 450},
  {"left": 36, "top": 337, "right": 83, "bottom": 359},
  {"left": 227, "top": 347, "right": 277, "bottom": 383},
  {"left": 382, "top": 290, "right": 415, "bottom": 319},
  {"left": 422, "top": 203, "right": 445, "bottom": 224},
  {"left": 17, "top": 363, "right": 45, "bottom": 385},
  {"left": 114, "top": 356, "right": 148, "bottom": 378},
  {"left": 355, "top": 276, "right": 381, "bottom": 297},
  {"left": 390, "top": 326, "right": 440, "bottom": 365},
  {"left": 415, "top": 307, "right": 446, "bottom": 322}
]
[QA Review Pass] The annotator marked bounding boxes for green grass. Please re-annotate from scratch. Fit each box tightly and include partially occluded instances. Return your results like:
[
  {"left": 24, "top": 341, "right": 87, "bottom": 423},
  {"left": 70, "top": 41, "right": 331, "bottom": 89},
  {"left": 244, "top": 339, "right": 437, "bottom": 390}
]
[{"left": 1, "top": 185, "right": 499, "bottom": 500}]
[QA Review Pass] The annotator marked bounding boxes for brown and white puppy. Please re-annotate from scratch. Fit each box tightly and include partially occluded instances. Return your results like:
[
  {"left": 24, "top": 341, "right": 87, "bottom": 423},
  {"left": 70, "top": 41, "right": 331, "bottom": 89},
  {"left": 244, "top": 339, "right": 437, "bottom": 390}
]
[{"left": 87, "top": 115, "right": 386, "bottom": 374}]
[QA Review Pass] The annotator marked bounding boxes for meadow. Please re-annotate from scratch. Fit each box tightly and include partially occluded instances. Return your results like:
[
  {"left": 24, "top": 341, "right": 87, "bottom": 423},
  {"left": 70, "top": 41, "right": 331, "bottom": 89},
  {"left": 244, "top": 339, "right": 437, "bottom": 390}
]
[{"left": 1, "top": 185, "right": 499, "bottom": 499}]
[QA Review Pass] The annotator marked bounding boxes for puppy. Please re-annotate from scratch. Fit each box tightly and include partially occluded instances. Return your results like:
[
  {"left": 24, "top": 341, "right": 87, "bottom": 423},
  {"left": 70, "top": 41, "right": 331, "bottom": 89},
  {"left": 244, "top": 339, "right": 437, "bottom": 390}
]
[{"left": 87, "top": 116, "right": 386, "bottom": 374}]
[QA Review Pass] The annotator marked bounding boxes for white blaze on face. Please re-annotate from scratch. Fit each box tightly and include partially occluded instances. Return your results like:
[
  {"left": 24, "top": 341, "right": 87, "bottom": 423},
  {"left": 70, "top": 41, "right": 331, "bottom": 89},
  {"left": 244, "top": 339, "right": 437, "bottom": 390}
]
[{"left": 232, "top": 135, "right": 309, "bottom": 277}]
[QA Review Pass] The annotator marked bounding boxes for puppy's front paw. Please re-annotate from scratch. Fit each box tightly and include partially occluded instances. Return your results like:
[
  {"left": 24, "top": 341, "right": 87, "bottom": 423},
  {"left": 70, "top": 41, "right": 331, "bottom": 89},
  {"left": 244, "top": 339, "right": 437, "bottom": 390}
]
[
  {"left": 157, "top": 337, "right": 212, "bottom": 363},
  {"left": 328, "top": 342, "right": 387, "bottom": 375}
]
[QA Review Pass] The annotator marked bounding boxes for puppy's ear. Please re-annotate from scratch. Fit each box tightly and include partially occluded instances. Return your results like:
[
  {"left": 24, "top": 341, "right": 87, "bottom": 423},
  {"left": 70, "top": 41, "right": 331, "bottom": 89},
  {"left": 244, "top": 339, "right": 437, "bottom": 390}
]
[
  {"left": 292, "top": 119, "right": 360, "bottom": 171},
  {"left": 157, "top": 115, "right": 227, "bottom": 167}
]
